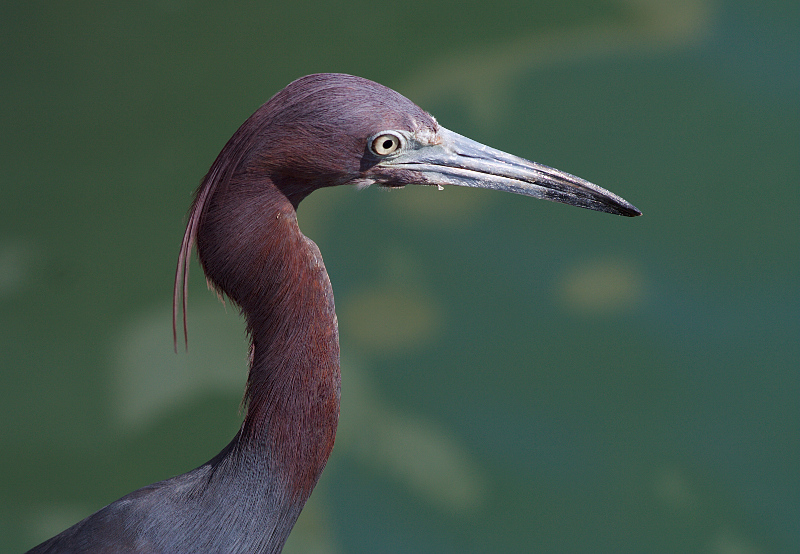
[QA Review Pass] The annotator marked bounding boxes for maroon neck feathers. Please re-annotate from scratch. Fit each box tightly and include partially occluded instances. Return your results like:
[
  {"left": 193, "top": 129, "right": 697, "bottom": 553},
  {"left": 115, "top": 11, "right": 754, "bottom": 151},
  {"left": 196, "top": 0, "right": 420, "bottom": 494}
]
[
  {"left": 200, "top": 173, "right": 340, "bottom": 495},
  {"left": 175, "top": 126, "right": 341, "bottom": 511}
]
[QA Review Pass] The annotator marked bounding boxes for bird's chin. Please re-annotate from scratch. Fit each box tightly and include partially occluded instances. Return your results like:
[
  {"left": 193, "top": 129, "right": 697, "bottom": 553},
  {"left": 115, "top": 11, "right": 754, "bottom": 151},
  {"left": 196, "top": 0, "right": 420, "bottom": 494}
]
[
  {"left": 349, "top": 178, "right": 375, "bottom": 190},
  {"left": 350, "top": 178, "right": 411, "bottom": 191}
]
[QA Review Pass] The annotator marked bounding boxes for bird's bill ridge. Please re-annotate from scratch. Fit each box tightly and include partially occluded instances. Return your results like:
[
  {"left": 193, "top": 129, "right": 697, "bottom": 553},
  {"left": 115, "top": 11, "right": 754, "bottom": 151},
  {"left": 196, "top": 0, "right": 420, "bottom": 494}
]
[{"left": 388, "top": 127, "right": 641, "bottom": 217}]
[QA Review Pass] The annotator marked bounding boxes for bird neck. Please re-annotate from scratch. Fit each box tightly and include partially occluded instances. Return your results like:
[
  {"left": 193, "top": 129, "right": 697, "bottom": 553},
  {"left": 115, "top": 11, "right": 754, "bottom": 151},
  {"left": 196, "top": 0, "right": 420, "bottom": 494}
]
[{"left": 196, "top": 176, "right": 340, "bottom": 514}]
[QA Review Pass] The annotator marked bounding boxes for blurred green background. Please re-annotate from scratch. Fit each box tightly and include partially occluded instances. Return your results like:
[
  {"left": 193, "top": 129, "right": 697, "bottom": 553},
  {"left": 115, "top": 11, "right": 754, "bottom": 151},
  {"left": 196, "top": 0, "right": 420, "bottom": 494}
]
[{"left": 1, "top": 0, "right": 797, "bottom": 552}]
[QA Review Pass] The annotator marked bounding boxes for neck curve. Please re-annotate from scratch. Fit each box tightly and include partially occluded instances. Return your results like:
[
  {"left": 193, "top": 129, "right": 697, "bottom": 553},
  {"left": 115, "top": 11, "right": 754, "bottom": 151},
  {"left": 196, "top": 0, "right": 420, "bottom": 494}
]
[{"left": 194, "top": 174, "right": 341, "bottom": 547}]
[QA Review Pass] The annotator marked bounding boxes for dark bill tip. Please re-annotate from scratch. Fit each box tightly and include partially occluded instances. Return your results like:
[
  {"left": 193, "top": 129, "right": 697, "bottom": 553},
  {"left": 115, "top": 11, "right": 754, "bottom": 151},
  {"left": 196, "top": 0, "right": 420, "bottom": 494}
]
[{"left": 384, "top": 127, "right": 642, "bottom": 218}]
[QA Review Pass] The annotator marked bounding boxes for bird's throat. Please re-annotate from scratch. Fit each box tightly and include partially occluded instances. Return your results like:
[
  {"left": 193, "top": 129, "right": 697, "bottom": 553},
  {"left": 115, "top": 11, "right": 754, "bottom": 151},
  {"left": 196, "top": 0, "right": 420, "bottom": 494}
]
[{"left": 196, "top": 180, "right": 341, "bottom": 501}]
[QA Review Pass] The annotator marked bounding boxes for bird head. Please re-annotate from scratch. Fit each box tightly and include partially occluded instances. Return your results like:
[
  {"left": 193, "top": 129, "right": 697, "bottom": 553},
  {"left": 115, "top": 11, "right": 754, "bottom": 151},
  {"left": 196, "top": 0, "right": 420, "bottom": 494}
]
[
  {"left": 246, "top": 73, "right": 640, "bottom": 216},
  {"left": 174, "top": 73, "right": 640, "bottom": 349}
]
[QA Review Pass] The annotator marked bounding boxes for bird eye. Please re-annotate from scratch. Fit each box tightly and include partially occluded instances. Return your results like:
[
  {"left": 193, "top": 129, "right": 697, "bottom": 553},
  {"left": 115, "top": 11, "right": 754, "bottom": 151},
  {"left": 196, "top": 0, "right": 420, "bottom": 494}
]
[{"left": 370, "top": 133, "right": 402, "bottom": 156}]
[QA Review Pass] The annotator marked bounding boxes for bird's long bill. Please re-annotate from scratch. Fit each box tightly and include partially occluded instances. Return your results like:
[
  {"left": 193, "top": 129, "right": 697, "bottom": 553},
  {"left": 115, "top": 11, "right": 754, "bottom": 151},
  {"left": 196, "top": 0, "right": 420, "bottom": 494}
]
[{"left": 399, "top": 127, "right": 641, "bottom": 217}]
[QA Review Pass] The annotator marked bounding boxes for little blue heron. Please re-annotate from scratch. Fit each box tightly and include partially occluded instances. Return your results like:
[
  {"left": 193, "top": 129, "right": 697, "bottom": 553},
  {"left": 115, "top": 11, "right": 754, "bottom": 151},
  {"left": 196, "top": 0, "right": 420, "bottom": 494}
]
[{"left": 26, "top": 73, "right": 640, "bottom": 554}]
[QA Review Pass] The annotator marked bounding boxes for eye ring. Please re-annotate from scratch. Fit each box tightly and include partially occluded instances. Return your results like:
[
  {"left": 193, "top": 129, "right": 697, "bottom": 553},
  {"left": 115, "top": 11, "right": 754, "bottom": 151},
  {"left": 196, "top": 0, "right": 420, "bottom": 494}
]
[{"left": 370, "top": 132, "right": 403, "bottom": 156}]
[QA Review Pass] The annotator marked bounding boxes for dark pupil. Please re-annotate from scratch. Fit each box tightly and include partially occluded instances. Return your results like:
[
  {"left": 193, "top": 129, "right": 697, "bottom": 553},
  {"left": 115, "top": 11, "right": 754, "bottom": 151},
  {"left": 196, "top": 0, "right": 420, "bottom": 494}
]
[{"left": 382, "top": 139, "right": 394, "bottom": 150}]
